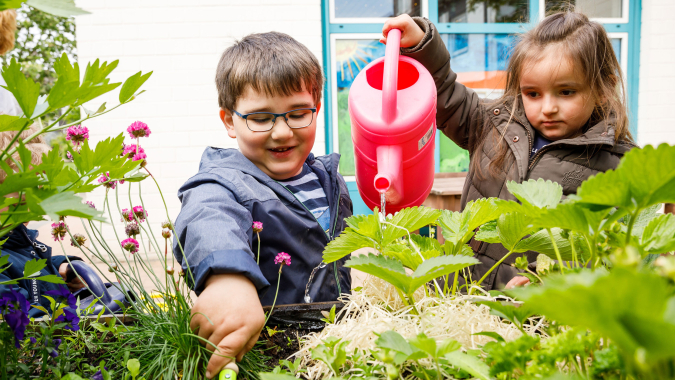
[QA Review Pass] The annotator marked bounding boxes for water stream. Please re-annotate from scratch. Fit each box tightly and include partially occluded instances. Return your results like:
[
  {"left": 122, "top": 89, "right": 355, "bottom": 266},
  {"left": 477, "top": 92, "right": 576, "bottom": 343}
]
[
  {"left": 380, "top": 191, "right": 387, "bottom": 221},
  {"left": 303, "top": 262, "right": 328, "bottom": 303}
]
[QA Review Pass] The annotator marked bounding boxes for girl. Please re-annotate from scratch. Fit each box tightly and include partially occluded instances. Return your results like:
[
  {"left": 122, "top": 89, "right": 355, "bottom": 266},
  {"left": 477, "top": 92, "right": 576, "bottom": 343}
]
[{"left": 382, "top": 11, "right": 636, "bottom": 290}]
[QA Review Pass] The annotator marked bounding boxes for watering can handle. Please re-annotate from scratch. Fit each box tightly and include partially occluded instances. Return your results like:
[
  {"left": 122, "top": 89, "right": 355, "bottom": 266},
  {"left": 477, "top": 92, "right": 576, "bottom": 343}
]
[
  {"left": 217, "top": 362, "right": 238, "bottom": 380},
  {"left": 382, "top": 28, "right": 401, "bottom": 124}
]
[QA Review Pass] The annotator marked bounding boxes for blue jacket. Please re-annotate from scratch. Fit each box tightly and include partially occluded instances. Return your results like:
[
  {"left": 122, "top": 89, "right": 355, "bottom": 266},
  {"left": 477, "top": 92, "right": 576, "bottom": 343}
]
[
  {"left": 173, "top": 148, "right": 353, "bottom": 306},
  {"left": 0, "top": 225, "right": 79, "bottom": 317}
]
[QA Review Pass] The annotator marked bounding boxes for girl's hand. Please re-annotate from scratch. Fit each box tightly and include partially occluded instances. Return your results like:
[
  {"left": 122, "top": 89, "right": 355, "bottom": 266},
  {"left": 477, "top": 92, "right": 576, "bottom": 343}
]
[
  {"left": 505, "top": 276, "right": 530, "bottom": 289},
  {"left": 58, "top": 262, "right": 86, "bottom": 292},
  {"left": 381, "top": 14, "right": 425, "bottom": 48}
]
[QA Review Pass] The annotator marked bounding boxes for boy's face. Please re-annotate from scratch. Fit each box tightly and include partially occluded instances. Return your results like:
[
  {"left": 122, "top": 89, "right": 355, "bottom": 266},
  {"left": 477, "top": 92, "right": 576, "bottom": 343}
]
[{"left": 221, "top": 85, "right": 320, "bottom": 180}]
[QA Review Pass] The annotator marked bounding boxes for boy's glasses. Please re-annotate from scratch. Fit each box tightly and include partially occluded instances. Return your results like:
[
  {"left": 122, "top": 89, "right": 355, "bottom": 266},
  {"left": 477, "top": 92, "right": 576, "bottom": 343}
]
[{"left": 231, "top": 108, "right": 317, "bottom": 132}]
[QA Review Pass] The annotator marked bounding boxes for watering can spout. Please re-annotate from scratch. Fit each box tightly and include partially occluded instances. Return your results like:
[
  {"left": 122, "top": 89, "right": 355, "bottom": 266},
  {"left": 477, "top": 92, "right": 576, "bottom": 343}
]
[{"left": 374, "top": 145, "right": 403, "bottom": 205}]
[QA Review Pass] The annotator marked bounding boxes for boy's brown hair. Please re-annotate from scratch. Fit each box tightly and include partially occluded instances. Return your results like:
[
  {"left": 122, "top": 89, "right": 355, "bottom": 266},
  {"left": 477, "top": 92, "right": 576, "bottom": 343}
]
[{"left": 215, "top": 32, "right": 324, "bottom": 111}]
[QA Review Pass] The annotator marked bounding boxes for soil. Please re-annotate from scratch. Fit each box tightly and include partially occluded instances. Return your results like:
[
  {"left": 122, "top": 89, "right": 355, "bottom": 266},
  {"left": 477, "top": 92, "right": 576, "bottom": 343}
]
[{"left": 259, "top": 326, "right": 314, "bottom": 366}]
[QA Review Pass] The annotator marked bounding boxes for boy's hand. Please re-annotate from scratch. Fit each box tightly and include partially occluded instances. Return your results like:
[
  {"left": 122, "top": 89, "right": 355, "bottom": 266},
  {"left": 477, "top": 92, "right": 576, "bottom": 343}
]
[
  {"left": 190, "top": 273, "right": 265, "bottom": 379},
  {"left": 380, "top": 14, "right": 425, "bottom": 48},
  {"left": 58, "top": 263, "right": 86, "bottom": 292},
  {"left": 505, "top": 276, "right": 531, "bottom": 289}
]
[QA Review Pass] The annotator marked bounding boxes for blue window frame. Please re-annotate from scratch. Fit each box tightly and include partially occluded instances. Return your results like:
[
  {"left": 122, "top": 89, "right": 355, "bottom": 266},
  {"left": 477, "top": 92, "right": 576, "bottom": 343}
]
[{"left": 321, "top": 0, "right": 642, "bottom": 215}]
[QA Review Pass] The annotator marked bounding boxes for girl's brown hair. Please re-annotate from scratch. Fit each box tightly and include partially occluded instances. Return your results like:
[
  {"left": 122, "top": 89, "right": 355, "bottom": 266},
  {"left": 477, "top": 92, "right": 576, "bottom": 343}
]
[{"left": 474, "top": 10, "right": 633, "bottom": 178}]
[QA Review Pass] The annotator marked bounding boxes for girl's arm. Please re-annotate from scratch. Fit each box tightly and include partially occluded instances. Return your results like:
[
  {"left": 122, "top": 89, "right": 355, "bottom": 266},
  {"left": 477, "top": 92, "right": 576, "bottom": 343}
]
[{"left": 384, "top": 15, "right": 482, "bottom": 152}]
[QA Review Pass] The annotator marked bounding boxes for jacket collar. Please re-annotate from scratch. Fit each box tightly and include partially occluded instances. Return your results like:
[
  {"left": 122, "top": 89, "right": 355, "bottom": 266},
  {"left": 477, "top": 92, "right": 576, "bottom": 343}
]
[{"left": 2, "top": 224, "right": 39, "bottom": 250}]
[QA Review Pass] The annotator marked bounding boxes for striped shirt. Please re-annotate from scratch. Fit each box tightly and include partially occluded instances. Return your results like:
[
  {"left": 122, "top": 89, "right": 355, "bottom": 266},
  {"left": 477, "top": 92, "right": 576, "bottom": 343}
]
[{"left": 278, "top": 164, "right": 331, "bottom": 233}]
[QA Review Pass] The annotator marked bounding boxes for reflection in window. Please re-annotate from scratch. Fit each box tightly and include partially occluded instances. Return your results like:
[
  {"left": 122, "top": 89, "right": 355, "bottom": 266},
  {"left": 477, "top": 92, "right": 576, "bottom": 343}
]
[
  {"left": 334, "top": 0, "right": 420, "bottom": 18},
  {"left": 438, "top": 0, "right": 528, "bottom": 23},
  {"left": 439, "top": 34, "right": 516, "bottom": 172},
  {"left": 545, "top": 0, "right": 622, "bottom": 19},
  {"left": 335, "top": 39, "right": 386, "bottom": 176}
]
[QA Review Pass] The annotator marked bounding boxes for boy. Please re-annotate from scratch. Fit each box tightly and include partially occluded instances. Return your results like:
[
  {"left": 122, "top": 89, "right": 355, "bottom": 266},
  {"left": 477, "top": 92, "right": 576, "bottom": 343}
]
[{"left": 173, "top": 32, "right": 353, "bottom": 379}]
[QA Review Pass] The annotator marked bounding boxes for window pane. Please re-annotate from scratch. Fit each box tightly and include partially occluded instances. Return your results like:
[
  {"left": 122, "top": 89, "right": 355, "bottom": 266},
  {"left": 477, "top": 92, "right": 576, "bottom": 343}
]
[
  {"left": 335, "top": 39, "right": 386, "bottom": 176},
  {"left": 545, "top": 0, "right": 622, "bottom": 19},
  {"left": 610, "top": 38, "right": 621, "bottom": 62},
  {"left": 334, "top": 0, "right": 421, "bottom": 18},
  {"left": 439, "top": 34, "right": 516, "bottom": 172},
  {"left": 438, "top": 0, "right": 529, "bottom": 23}
]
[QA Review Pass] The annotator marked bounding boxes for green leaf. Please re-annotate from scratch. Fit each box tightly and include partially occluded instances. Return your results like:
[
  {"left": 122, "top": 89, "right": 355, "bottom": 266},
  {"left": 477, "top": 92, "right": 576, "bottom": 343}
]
[
  {"left": 346, "top": 213, "right": 381, "bottom": 241},
  {"left": 60, "top": 373, "right": 86, "bottom": 380},
  {"left": 577, "top": 144, "right": 675, "bottom": 210},
  {"left": 495, "top": 213, "right": 536, "bottom": 252},
  {"left": 475, "top": 221, "right": 500, "bottom": 244},
  {"left": 409, "top": 255, "right": 480, "bottom": 292},
  {"left": 439, "top": 198, "right": 502, "bottom": 245},
  {"left": 260, "top": 375, "right": 301, "bottom": 380},
  {"left": 23, "top": 258, "right": 46, "bottom": 277},
  {"left": 475, "top": 301, "right": 534, "bottom": 328},
  {"left": 34, "top": 274, "right": 66, "bottom": 284},
  {"left": 472, "top": 331, "right": 505, "bottom": 343},
  {"left": 119, "top": 71, "right": 152, "bottom": 103},
  {"left": 640, "top": 213, "right": 675, "bottom": 254},
  {"left": 381, "top": 206, "right": 441, "bottom": 247},
  {"left": 509, "top": 268, "right": 675, "bottom": 362},
  {"left": 26, "top": 0, "right": 89, "bottom": 17},
  {"left": 1, "top": 58, "right": 40, "bottom": 117},
  {"left": 437, "top": 338, "right": 461, "bottom": 356},
  {"left": 0, "top": 115, "right": 29, "bottom": 132},
  {"left": 31, "top": 304, "right": 50, "bottom": 315},
  {"left": 506, "top": 179, "right": 562, "bottom": 209},
  {"left": 322, "top": 228, "right": 376, "bottom": 263},
  {"left": 409, "top": 234, "right": 441, "bottom": 252},
  {"left": 534, "top": 202, "right": 609, "bottom": 237},
  {"left": 382, "top": 243, "right": 420, "bottom": 270},
  {"left": 375, "top": 330, "right": 424, "bottom": 364},
  {"left": 126, "top": 358, "right": 140, "bottom": 376},
  {"left": 345, "top": 254, "right": 412, "bottom": 294},
  {"left": 39, "top": 191, "right": 103, "bottom": 221},
  {"left": 516, "top": 228, "right": 588, "bottom": 261},
  {"left": 408, "top": 333, "right": 437, "bottom": 358},
  {"left": 0, "top": 1, "right": 26, "bottom": 11},
  {"left": 445, "top": 351, "right": 493, "bottom": 380}
]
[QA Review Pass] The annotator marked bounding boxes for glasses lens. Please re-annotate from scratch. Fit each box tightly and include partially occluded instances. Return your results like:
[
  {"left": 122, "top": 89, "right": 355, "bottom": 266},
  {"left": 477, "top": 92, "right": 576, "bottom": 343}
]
[
  {"left": 246, "top": 113, "right": 275, "bottom": 131},
  {"left": 286, "top": 109, "right": 314, "bottom": 129}
]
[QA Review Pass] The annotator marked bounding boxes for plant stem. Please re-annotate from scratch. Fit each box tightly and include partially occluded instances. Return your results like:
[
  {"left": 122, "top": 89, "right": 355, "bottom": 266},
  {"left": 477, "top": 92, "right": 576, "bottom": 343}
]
[
  {"left": 256, "top": 231, "right": 261, "bottom": 265},
  {"left": 0, "top": 119, "right": 31, "bottom": 162},
  {"left": 625, "top": 208, "right": 640, "bottom": 247},
  {"left": 475, "top": 249, "right": 515, "bottom": 289},
  {"left": 264, "top": 265, "right": 283, "bottom": 326},
  {"left": 547, "top": 228, "right": 565, "bottom": 274},
  {"left": 568, "top": 233, "right": 579, "bottom": 268},
  {"left": 451, "top": 271, "right": 459, "bottom": 296}
]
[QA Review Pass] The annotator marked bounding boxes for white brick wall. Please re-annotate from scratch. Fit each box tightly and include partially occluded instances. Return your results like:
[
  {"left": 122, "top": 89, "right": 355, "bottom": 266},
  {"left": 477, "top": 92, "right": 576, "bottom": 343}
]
[
  {"left": 637, "top": 0, "right": 675, "bottom": 146},
  {"left": 74, "top": 0, "right": 324, "bottom": 247}
]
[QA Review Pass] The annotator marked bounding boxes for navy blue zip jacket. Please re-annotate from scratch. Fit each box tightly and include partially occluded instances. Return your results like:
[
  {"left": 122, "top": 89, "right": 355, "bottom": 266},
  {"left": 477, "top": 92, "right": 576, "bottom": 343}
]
[
  {"left": 0, "top": 225, "right": 80, "bottom": 317},
  {"left": 173, "top": 148, "right": 353, "bottom": 306}
]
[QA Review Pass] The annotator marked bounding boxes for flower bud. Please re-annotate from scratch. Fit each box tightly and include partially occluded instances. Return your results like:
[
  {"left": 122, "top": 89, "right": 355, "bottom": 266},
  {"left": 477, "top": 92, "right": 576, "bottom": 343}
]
[
  {"left": 162, "top": 228, "right": 172, "bottom": 239},
  {"left": 70, "top": 233, "right": 87, "bottom": 247},
  {"left": 166, "top": 267, "right": 175, "bottom": 275}
]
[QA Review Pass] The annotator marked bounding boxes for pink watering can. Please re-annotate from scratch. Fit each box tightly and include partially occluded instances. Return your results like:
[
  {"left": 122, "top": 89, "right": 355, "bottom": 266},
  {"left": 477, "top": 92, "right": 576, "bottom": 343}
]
[{"left": 348, "top": 29, "right": 437, "bottom": 215}]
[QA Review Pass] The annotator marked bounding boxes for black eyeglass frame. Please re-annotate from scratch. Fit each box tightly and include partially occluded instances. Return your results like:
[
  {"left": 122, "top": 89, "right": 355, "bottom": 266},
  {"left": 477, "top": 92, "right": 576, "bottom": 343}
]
[{"left": 231, "top": 108, "right": 317, "bottom": 132}]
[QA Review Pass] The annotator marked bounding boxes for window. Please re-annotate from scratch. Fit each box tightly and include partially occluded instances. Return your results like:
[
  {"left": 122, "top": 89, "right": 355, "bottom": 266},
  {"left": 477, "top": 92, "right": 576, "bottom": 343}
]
[{"left": 322, "top": 0, "right": 641, "bottom": 215}]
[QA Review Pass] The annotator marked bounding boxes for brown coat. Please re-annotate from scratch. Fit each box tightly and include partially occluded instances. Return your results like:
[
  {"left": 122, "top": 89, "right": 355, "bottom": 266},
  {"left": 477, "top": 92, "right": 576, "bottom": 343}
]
[{"left": 402, "top": 18, "right": 635, "bottom": 289}]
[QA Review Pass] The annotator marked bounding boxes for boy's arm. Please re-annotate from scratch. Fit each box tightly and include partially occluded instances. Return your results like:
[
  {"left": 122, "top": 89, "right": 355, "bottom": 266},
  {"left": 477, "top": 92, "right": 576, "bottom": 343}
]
[
  {"left": 173, "top": 174, "right": 269, "bottom": 378},
  {"left": 388, "top": 15, "right": 482, "bottom": 152},
  {"left": 173, "top": 174, "right": 270, "bottom": 295}
]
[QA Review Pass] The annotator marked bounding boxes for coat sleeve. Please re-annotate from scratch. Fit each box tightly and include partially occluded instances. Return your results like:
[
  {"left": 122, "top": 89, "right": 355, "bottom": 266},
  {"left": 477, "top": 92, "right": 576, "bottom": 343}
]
[
  {"left": 172, "top": 173, "right": 270, "bottom": 296},
  {"left": 402, "top": 17, "right": 483, "bottom": 152}
]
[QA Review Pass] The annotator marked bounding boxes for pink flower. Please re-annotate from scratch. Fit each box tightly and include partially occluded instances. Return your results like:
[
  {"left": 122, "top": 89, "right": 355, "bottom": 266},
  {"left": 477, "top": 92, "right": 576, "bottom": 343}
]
[
  {"left": 66, "top": 125, "right": 89, "bottom": 146},
  {"left": 66, "top": 151, "right": 73, "bottom": 160},
  {"left": 121, "top": 238, "right": 139, "bottom": 254},
  {"left": 97, "top": 172, "right": 117, "bottom": 189},
  {"left": 122, "top": 144, "right": 147, "bottom": 162},
  {"left": 132, "top": 205, "right": 147, "bottom": 221},
  {"left": 252, "top": 221, "right": 263, "bottom": 233},
  {"left": 274, "top": 252, "right": 291, "bottom": 266},
  {"left": 120, "top": 209, "right": 134, "bottom": 223},
  {"left": 85, "top": 201, "right": 95, "bottom": 209},
  {"left": 51, "top": 222, "right": 68, "bottom": 241},
  {"left": 127, "top": 121, "right": 151, "bottom": 139}
]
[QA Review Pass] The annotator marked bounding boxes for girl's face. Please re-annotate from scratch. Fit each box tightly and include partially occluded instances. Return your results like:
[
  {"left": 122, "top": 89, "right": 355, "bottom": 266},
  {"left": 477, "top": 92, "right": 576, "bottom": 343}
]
[{"left": 520, "top": 48, "right": 596, "bottom": 141}]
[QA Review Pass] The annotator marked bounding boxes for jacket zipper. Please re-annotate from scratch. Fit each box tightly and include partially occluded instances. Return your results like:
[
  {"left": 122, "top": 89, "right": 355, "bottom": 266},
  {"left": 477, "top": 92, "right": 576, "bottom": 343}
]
[{"left": 275, "top": 182, "right": 343, "bottom": 296}]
